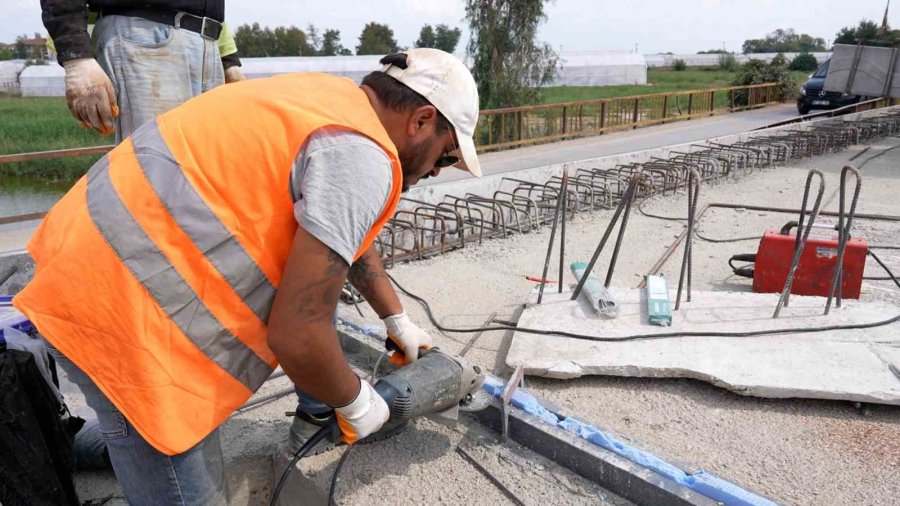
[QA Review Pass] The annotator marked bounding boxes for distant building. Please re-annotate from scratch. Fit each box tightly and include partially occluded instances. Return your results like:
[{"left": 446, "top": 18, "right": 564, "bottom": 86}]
[
  {"left": 21, "top": 37, "right": 52, "bottom": 61},
  {"left": 1, "top": 37, "right": 53, "bottom": 61}
]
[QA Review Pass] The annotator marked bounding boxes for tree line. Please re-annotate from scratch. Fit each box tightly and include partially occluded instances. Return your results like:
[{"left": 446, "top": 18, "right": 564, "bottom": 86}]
[
  {"left": 735, "top": 19, "right": 900, "bottom": 56},
  {"left": 235, "top": 2, "right": 555, "bottom": 111},
  {"left": 233, "top": 22, "right": 461, "bottom": 57},
  {"left": 740, "top": 28, "right": 826, "bottom": 54}
]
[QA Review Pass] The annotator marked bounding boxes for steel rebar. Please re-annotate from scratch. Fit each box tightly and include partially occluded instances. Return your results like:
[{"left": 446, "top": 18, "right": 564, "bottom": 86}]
[
  {"left": 774, "top": 170, "right": 826, "bottom": 318},
  {"left": 824, "top": 165, "right": 862, "bottom": 315}
]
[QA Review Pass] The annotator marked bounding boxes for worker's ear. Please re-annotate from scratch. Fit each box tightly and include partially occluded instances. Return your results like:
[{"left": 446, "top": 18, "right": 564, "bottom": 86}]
[{"left": 407, "top": 105, "right": 439, "bottom": 141}]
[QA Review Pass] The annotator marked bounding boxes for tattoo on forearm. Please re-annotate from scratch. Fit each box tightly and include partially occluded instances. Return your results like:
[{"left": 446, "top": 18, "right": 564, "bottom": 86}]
[
  {"left": 294, "top": 249, "right": 347, "bottom": 320},
  {"left": 348, "top": 254, "right": 383, "bottom": 294},
  {"left": 326, "top": 249, "right": 348, "bottom": 277}
]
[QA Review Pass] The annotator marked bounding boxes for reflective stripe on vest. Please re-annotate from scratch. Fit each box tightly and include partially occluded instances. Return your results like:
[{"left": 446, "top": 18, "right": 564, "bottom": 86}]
[
  {"left": 130, "top": 122, "right": 277, "bottom": 324},
  {"left": 86, "top": 144, "right": 274, "bottom": 392}
]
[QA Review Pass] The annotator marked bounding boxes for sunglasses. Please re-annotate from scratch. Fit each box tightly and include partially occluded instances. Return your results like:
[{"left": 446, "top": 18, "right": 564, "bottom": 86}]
[{"left": 435, "top": 132, "right": 460, "bottom": 169}]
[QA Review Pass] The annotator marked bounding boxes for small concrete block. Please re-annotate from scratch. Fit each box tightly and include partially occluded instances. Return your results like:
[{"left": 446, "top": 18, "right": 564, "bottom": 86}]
[
  {"left": 508, "top": 287, "right": 900, "bottom": 405},
  {"left": 0, "top": 249, "right": 33, "bottom": 295}
]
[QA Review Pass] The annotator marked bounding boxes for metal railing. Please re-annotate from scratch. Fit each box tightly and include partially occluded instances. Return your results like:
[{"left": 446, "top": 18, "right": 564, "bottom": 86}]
[
  {"left": 0, "top": 145, "right": 113, "bottom": 165},
  {"left": 753, "top": 96, "right": 899, "bottom": 130},
  {"left": 475, "top": 83, "right": 784, "bottom": 152},
  {"left": 1, "top": 86, "right": 895, "bottom": 172}
]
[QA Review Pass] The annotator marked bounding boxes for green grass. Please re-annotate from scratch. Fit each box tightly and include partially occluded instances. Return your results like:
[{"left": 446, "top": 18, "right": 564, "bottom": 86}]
[
  {"left": 540, "top": 69, "right": 811, "bottom": 104},
  {"left": 0, "top": 96, "right": 109, "bottom": 180}
]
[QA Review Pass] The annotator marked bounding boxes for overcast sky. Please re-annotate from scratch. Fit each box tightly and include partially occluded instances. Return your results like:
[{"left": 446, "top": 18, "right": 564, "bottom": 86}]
[{"left": 0, "top": 0, "right": 888, "bottom": 55}]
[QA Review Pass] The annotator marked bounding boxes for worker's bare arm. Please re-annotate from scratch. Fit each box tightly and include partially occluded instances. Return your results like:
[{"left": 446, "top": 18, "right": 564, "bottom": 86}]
[
  {"left": 348, "top": 244, "right": 403, "bottom": 318},
  {"left": 267, "top": 226, "right": 360, "bottom": 407}
]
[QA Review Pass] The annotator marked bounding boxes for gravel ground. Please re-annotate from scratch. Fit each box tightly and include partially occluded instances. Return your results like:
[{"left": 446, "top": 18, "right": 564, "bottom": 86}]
[{"left": 344, "top": 139, "right": 900, "bottom": 505}]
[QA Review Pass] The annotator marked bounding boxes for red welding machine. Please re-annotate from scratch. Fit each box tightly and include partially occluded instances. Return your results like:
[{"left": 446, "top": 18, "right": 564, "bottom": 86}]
[{"left": 731, "top": 223, "right": 868, "bottom": 298}]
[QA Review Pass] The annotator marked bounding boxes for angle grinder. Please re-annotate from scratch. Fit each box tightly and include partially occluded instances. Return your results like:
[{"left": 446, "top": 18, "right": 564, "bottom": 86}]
[{"left": 327, "top": 347, "right": 486, "bottom": 439}]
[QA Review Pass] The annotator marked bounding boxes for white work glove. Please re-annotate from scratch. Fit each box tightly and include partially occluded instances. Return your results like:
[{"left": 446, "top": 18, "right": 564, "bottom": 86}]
[
  {"left": 62, "top": 58, "right": 118, "bottom": 135},
  {"left": 334, "top": 378, "right": 389, "bottom": 444},
  {"left": 383, "top": 312, "right": 433, "bottom": 365},
  {"left": 224, "top": 66, "right": 244, "bottom": 83}
]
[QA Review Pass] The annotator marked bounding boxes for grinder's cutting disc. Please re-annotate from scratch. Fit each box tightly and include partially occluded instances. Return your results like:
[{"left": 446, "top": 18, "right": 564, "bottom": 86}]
[{"left": 459, "top": 388, "right": 493, "bottom": 413}]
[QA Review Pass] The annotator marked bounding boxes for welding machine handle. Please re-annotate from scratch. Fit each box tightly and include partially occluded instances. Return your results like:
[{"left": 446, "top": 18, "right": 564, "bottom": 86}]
[
  {"left": 779, "top": 221, "right": 798, "bottom": 235},
  {"left": 780, "top": 221, "right": 842, "bottom": 236},
  {"left": 728, "top": 253, "right": 756, "bottom": 279}
]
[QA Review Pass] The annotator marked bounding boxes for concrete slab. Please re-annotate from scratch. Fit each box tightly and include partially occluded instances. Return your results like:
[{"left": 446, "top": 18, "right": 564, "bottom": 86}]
[
  {"left": 508, "top": 287, "right": 900, "bottom": 405},
  {"left": 0, "top": 249, "right": 33, "bottom": 295}
]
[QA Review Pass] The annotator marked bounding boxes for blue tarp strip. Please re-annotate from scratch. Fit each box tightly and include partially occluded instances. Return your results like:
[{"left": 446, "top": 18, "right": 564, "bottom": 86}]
[
  {"left": 336, "top": 317, "right": 386, "bottom": 341},
  {"left": 483, "top": 376, "right": 776, "bottom": 506},
  {"left": 0, "top": 297, "right": 34, "bottom": 333}
]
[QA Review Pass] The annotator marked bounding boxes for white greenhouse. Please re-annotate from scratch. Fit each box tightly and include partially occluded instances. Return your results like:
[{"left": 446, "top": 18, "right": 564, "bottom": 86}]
[
  {"left": 14, "top": 51, "right": 649, "bottom": 97},
  {"left": 19, "top": 63, "right": 65, "bottom": 97}
]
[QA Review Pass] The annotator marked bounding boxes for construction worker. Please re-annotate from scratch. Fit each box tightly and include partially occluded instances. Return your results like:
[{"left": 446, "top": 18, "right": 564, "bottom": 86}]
[
  {"left": 13, "top": 48, "right": 481, "bottom": 504},
  {"left": 40, "top": 0, "right": 243, "bottom": 472},
  {"left": 40, "top": 0, "right": 244, "bottom": 142}
]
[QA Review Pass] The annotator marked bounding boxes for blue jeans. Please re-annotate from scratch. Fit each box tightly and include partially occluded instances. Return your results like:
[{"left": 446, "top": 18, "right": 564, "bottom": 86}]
[
  {"left": 45, "top": 342, "right": 228, "bottom": 505},
  {"left": 91, "top": 14, "right": 224, "bottom": 144}
]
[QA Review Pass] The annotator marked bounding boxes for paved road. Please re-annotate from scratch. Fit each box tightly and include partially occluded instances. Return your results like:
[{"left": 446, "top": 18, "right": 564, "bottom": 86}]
[{"left": 428, "top": 103, "right": 799, "bottom": 185}]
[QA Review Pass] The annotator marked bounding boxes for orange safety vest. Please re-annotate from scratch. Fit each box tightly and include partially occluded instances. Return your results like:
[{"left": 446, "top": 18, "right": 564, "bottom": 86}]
[{"left": 13, "top": 73, "right": 403, "bottom": 455}]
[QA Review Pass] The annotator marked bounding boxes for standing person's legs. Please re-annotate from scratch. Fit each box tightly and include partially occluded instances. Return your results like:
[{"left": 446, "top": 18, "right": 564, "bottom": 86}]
[
  {"left": 91, "top": 14, "right": 225, "bottom": 144},
  {"left": 44, "top": 341, "right": 228, "bottom": 505}
]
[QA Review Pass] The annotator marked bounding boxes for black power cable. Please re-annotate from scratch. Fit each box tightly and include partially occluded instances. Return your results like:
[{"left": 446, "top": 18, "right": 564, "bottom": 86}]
[
  {"left": 328, "top": 446, "right": 355, "bottom": 505},
  {"left": 867, "top": 250, "right": 900, "bottom": 290},
  {"left": 270, "top": 424, "right": 332, "bottom": 506},
  {"left": 386, "top": 272, "right": 900, "bottom": 342}
]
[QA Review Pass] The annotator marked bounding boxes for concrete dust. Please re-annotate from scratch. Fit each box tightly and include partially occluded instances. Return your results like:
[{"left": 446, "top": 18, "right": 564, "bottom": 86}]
[{"left": 353, "top": 139, "right": 900, "bottom": 505}]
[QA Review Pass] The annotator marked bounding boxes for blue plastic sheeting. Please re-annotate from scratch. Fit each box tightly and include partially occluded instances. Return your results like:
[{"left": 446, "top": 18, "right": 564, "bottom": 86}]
[
  {"left": 336, "top": 317, "right": 386, "bottom": 341},
  {"left": 483, "top": 376, "right": 776, "bottom": 506},
  {"left": 0, "top": 296, "right": 33, "bottom": 333}
]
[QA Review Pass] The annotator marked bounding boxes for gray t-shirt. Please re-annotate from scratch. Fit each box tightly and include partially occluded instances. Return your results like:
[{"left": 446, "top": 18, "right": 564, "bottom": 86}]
[{"left": 290, "top": 127, "right": 393, "bottom": 265}]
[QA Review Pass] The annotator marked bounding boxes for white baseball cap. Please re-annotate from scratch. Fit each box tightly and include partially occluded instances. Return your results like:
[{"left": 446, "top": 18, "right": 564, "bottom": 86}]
[{"left": 380, "top": 48, "right": 482, "bottom": 177}]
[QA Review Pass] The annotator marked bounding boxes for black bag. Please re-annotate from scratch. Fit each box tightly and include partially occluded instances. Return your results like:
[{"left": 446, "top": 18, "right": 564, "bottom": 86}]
[{"left": 0, "top": 338, "right": 80, "bottom": 506}]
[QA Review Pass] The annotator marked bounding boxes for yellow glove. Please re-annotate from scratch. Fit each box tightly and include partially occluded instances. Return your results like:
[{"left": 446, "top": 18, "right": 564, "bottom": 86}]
[{"left": 62, "top": 58, "right": 118, "bottom": 135}]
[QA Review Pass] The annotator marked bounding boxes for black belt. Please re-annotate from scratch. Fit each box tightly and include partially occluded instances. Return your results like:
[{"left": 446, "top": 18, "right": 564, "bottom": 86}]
[{"left": 101, "top": 7, "right": 223, "bottom": 40}]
